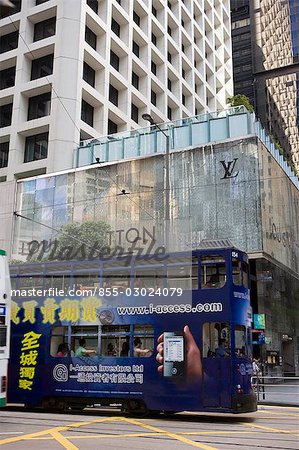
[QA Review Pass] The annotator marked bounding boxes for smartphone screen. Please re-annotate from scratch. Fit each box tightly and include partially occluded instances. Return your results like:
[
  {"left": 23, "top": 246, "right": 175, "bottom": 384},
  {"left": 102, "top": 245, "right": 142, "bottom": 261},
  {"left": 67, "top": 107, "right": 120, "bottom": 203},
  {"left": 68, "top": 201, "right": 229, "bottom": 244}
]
[
  {"left": 163, "top": 332, "right": 185, "bottom": 377},
  {"left": 164, "top": 336, "right": 184, "bottom": 362}
]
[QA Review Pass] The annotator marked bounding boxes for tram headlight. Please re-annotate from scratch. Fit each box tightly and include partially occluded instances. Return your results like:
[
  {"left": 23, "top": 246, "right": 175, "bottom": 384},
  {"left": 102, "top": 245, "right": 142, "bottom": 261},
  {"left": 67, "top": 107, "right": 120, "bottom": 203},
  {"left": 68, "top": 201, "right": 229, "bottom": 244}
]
[{"left": 236, "top": 384, "right": 244, "bottom": 394}]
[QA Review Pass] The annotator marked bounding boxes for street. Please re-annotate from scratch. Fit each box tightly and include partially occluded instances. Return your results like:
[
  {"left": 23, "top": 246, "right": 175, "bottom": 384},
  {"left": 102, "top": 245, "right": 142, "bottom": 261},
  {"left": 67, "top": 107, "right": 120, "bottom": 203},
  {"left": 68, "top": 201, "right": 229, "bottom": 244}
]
[{"left": 0, "top": 405, "right": 298, "bottom": 450}]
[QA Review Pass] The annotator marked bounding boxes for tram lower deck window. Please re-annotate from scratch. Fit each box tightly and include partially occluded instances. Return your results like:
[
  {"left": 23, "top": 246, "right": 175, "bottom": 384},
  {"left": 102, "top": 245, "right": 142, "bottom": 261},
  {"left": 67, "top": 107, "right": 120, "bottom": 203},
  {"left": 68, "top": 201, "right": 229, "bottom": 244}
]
[
  {"left": 50, "top": 324, "right": 154, "bottom": 358},
  {"left": 203, "top": 322, "right": 231, "bottom": 357}
]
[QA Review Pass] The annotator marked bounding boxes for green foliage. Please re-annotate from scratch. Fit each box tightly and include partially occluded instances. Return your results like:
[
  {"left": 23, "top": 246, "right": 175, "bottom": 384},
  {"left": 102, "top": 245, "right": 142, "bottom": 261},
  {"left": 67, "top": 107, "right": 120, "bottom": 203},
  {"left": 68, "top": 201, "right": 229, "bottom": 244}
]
[
  {"left": 227, "top": 94, "right": 254, "bottom": 113},
  {"left": 56, "top": 221, "right": 111, "bottom": 252}
]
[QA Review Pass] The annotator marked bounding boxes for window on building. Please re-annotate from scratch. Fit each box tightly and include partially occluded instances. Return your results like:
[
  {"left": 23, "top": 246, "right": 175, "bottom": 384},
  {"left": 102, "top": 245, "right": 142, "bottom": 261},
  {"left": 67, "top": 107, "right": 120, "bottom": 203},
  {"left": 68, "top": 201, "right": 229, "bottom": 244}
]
[
  {"left": 131, "top": 103, "right": 138, "bottom": 122},
  {"left": 83, "top": 62, "right": 95, "bottom": 87},
  {"left": 151, "top": 61, "right": 156, "bottom": 75},
  {"left": 36, "top": 0, "right": 49, "bottom": 4},
  {"left": 133, "top": 11, "right": 140, "bottom": 26},
  {"left": 132, "top": 71, "right": 139, "bottom": 89},
  {"left": 182, "top": 94, "right": 186, "bottom": 106},
  {"left": 0, "top": 31, "right": 18, "bottom": 54},
  {"left": 0, "top": 103, "right": 13, "bottom": 128},
  {"left": 152, "top": 5, "right": 157, "bottom": 17},
  {"left": 167, "top": 51, "right": 172, "bottom": 63},
  {"left": 27, "top": 92, "right": 51, "bottom": 120},
  {"left": 24, "top": 132, "right": 48, "bottom": 163},
  {"left": 167, "top": 106, "right": 172, "bottom": 120},
  {"left": 33, "top": 17, "right": 56, "bottom": 42},
  {"left": 0, "top": 66, "right": 16, "bottom": 90},
  {"left": 0, "top": 0, "right": 21, "bottom": 18},
  {"left": 31, "top": 54, "right": 54, "bottom": 80},
  {"left": 167, "top": 25, "right": 172, "bottom": 36},
  {"left": 109, "top": 84, "right": 118, "bottom": 106},
  {"left": 181, "top": 19, "right": 185, "bottom": 27},
  {"left": 110, "top": 50, "right": 120, "bottom": 71},
  {"left": 132, "top": 40, "right": 139, "bottom": 57},
  {"left": 151, "top": 33, "right": 157, "bottom": 46},
  {"left": 167, "top": 78, "right": 172, "bottom": 91},
  {"left": 181, "top": 43, "right": 185, "bottom": 53},
  {"left": 87, "top": 0, "right": 98, "bottom": 14},
  {"left": 151, "top": 89, "right": 156, "bottom": 106},
  {"left": 111, "top": 18, "right": 120, "bottom": 37},
  {"left": 108, "top": 119, "right": 118, "bottom": 134},
  {"left": 182, "top": 68, "right": 186, "bottom": 79},
  {"left": 85, "top": 26, "right": 97, "bottom": 50},
  {"left": 232, "top": 18, "right": 250, "bottom": 29},
  {"left": 167, "top": 1, "right": 171, "bottom": 9},
  {"left": 0, "top": 142, "right": 9, "bottom": 168},
  {"left": 81, "top": 99, "right": 94, "bottom": 127}
]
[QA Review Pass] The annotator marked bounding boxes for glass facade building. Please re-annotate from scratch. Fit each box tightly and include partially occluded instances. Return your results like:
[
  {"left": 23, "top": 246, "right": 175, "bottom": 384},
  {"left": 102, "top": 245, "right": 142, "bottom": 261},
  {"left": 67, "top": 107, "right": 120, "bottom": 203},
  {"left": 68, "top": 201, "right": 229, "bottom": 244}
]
[{"left": 11, "top": 117, "right": 299, "bottom": 376}]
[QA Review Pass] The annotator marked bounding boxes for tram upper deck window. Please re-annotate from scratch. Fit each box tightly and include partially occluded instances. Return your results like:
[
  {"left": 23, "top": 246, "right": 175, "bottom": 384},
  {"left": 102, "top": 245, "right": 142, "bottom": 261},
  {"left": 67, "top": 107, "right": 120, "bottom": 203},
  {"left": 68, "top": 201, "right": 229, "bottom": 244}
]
[
  {"left": 242, "top": 262, "right": 249, "bottom": 289},
  {"left": 232, "top": 258, "right": 242, "bottom": 286},
  {"left": 200, "top": 255, "right": 226, "bottom": 289},
  {"left": 103, "top": 268, "right": 130, "bottom": 289},
  {"left": 45, "top": 274, "right": 70, "bottom": 291},
  {"left": 134, "top": 266, "right": 164, "bottom": 289},
  {"left": 203, "top": 322, "right": 231, "bottom": 357},
  {"left": 73, "top": 272, "right": 100, "bottom": 291},
  {"left": 167, "top": 257, "right": 198, "bottom": 290}
]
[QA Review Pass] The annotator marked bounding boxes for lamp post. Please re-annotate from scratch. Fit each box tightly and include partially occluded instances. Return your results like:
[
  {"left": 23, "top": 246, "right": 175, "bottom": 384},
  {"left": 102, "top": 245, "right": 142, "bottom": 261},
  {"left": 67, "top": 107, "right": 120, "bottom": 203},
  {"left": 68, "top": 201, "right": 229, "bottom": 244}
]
[{"left": 142, "top": 114, "right": 170, "bottom": 250}]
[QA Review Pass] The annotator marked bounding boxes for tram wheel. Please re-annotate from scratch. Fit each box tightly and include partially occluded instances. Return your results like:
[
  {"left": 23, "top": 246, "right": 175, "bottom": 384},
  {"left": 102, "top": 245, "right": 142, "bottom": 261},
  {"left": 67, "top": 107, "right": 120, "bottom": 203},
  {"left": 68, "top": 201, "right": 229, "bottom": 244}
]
[
  {"left": 69, "top": 405, "right": 86, "bottom": 412},
  {"left": 122, "top": 400, "right": 148, "bottom": 416}
]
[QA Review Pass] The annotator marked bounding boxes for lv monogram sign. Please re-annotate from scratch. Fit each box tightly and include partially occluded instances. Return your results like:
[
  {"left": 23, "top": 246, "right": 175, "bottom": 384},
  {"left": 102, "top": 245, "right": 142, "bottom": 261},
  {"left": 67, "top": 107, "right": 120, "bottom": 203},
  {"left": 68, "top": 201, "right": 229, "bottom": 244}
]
[{"left": 220, "top": 158, "right": 239, "bottom": 179}]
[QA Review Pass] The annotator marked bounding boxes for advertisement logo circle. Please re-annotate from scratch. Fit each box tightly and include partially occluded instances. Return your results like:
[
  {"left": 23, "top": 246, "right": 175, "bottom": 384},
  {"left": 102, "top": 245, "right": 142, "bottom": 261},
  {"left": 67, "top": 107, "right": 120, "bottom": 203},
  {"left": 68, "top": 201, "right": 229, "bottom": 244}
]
[{"left": 53, "top": 364, "right": 68, "bottom": 382}]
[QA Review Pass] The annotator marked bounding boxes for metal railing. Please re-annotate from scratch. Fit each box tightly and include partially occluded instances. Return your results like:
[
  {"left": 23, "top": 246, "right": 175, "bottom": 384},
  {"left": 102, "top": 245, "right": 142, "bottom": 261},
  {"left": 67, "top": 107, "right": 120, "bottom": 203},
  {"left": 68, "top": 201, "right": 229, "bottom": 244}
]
[{"left": 251, "top": 375, "right": 299, "bottom": 405}]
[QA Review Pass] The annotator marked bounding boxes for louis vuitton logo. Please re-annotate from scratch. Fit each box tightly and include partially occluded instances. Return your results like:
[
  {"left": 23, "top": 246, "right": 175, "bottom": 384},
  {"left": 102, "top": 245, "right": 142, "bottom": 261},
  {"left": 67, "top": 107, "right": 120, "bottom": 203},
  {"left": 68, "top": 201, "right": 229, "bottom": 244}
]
[{"left": 220, "top": 158, "right": 239, "bottom": 179}]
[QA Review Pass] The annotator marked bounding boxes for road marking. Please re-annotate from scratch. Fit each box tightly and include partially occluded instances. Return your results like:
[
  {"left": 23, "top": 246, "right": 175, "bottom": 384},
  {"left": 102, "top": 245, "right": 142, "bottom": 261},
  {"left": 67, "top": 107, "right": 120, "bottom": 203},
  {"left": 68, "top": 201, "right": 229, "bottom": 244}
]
[
  {"left": 49, "top": 430, "right": 78, "bottom": 450},
  {"left": 29, "top": 431, "right": 261, "bottom": 440},
  {"left": 240, "top": 422, "right": 299, "bottom": 436},
  {"left": 0, "top": 417, "right": 117, "bottom": 446},
  {"left": 120, "top": 417, "right": 218, "bottom": 450}
]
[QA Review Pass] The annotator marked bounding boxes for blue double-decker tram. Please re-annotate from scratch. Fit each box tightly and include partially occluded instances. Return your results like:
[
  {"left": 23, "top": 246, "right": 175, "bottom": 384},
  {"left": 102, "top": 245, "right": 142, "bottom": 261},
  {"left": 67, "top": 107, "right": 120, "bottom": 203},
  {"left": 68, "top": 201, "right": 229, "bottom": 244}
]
[
  {"left": 8, "top": 242, "right": 257, "bottom": 414},
  {"left": 0, "top": 249, "right": 11, "bottom": 407}
]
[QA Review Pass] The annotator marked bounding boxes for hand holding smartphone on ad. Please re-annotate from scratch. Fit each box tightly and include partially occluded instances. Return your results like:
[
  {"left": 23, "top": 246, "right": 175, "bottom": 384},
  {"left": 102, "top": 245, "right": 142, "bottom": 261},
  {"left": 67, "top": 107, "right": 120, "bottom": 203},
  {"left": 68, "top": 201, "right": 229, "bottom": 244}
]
[{"left": 156, "top": 325, "right": 202, "bottom": 381}]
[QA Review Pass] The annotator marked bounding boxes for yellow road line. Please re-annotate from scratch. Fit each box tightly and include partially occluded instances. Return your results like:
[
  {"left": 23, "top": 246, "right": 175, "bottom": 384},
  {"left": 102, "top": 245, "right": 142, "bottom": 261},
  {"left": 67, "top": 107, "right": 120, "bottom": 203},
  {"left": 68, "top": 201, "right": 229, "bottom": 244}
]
[
  {"left": 0, "top": 417, "right": 119, "bottom": 446},
  {"left": 49, "top": 430, "right": 78, "bottom": 450},
  {"left": 28, "top": 430, "right": 262, "bottom": 440},
  {"left": 120, "top": 416, "right": 218, "bottom": 450},
  {"left": 240, "top": 422, "right": 299, "bottom": 435}
]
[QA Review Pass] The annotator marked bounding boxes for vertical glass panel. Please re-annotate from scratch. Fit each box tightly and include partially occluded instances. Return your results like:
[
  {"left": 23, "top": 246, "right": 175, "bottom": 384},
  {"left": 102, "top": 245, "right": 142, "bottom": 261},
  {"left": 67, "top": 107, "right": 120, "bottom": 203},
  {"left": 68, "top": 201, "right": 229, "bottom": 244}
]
[
  {"left": 191, "top": 122, "right": 209, "bottom": 145},
  {"left": 173, "top": 125, "right": 190, "bottom": 150},
  {"left": 210, "top": 117, "right": 228, "bottom": 141},
  {"left": 229, "top": 114, "right": 248, "bottom": 138}
]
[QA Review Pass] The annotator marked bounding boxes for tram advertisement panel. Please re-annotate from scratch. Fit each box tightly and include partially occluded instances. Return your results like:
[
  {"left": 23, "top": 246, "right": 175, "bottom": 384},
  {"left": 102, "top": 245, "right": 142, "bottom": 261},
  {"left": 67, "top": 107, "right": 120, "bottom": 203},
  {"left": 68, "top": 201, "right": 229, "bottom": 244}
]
[{"left": 8, "top": 249, "right": 255, "bottom": 413}]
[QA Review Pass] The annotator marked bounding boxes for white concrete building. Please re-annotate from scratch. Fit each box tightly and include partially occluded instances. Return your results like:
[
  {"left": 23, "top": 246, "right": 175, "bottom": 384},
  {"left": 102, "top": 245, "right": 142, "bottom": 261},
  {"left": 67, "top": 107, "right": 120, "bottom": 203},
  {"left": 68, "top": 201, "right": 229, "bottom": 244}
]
[{"left": 0, "top": 0, "right": 233, "bottom": 181}]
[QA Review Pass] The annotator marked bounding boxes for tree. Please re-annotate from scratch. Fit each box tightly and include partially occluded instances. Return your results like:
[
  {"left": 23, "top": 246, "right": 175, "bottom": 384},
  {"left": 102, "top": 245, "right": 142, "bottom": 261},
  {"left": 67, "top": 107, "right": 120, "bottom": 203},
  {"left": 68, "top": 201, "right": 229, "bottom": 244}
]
[
  {"left": 27, "top": 220, "right": 112, "bottom": 262},
  {"left": 227, "top": 94, "right": 254, "bottom": 113}
]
